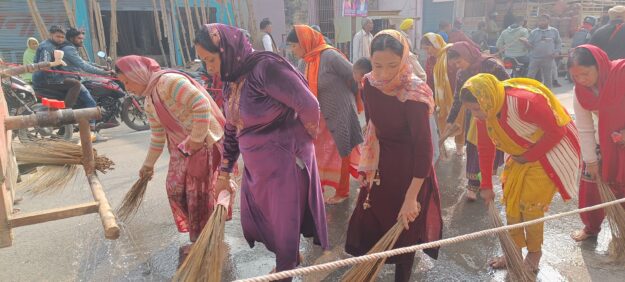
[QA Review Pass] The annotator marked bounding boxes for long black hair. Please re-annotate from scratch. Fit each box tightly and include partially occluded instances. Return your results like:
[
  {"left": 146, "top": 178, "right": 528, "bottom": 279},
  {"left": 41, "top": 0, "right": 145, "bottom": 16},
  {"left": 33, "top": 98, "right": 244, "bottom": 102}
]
[
  {"left": 194, "top": 25, "right": 220, "bottom": 53},
  {"left": 286, "top": 28, "right": 299, "bottom": 43},
  {"left": 370, "top": 34, "right": 403, "bottom": 57}
]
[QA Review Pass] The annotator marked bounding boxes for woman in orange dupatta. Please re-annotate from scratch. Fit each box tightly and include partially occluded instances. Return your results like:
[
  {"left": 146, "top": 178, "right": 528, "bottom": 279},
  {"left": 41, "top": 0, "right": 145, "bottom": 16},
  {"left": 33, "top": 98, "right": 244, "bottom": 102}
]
[{"left": 287, "top": 25, "right": 363, "bottom": 204}]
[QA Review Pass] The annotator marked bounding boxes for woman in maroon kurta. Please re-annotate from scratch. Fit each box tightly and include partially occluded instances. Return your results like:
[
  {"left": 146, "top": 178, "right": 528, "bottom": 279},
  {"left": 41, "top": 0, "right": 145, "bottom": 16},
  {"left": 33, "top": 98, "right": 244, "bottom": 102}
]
[{"left": 345, "top": 30, "right": 443, "bottom": 282}]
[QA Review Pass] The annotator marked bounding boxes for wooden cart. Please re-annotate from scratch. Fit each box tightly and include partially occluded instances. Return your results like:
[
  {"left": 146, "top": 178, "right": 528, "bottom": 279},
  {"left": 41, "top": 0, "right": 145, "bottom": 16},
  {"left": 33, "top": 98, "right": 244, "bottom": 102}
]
[{"left": 0, "top": 98, "right": 119, "bottom": 248}]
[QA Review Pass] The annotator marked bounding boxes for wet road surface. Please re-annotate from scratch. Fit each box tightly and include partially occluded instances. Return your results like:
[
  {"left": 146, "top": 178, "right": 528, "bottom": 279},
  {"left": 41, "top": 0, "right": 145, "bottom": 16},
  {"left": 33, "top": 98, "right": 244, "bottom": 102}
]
[{"left": 1, "top": 82, "right": 624, "bottom": 281}]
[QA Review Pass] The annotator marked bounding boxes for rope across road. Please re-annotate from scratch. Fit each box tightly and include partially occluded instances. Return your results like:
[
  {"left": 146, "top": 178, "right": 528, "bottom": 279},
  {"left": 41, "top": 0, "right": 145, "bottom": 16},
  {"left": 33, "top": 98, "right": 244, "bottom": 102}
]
[{"left": 236, "top": 197, "right": 625, "bottom": 282}]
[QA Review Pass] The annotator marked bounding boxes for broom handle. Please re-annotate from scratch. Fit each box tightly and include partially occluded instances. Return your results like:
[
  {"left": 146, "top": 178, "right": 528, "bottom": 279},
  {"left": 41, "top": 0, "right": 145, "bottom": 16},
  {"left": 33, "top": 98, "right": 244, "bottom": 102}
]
[{"left": 78, "top": 120, "right": 120, "bottom": 240}]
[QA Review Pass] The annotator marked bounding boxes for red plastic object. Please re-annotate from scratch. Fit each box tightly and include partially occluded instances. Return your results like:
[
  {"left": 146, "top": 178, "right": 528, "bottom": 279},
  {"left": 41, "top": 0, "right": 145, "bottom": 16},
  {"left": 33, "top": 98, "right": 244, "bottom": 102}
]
[{"left": 42, "top": 98, "right": 66, "bottom": 109}]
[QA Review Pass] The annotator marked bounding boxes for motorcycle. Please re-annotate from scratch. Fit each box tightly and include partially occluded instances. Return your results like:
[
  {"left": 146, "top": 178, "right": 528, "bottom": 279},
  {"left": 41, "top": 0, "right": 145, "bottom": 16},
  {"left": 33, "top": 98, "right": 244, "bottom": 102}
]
[
  {"left": 94, "top": 51, "right": 150, "bottom": 132},
  {"left": 1, "top": 73, "right": 74, "bottom": 142},
  {"left": 503, "top": 57, "right": 528, "bottom": 78}
]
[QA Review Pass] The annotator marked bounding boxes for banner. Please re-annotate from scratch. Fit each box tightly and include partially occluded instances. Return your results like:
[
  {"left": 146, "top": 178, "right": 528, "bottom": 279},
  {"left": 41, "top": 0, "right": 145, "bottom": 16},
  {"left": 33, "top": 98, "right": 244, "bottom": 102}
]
[{"left": 342, "top": 0, "right": 368, "bottom": 17}]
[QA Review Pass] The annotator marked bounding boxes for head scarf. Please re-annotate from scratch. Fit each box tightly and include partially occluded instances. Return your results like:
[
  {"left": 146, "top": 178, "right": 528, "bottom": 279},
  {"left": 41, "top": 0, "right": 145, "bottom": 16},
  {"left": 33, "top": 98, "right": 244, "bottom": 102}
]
[
  {"left": 400, "top": 19, "right": 414, "bottom": 31},
  {"left": 448, "top": 41, "right": 491, "bottom": 72},
  {"left": 422, "top": 33, "right": 454, "bottom": 127},
  {"left": 609, "top": 5, "right": 625, "bottom": 21},
  {"left": 199, "top": 23, "right": 254, "bottom": 82},
  {"left": 293, "top": 25, "right": 336, "bottom": 98},
  {"left": 360, "top": 30, "right": 434, "bottom": 182},
  {"left": 115, "top": 55, "right": 225, "bottom": 145},
  {"left": 573, "top": 44, "right": 625, "bottom": 183},
  {"left": 463, "top": 74, "right": 570, "bottom": 126},
  {"left": 22, "top": 37, "right": 39, "bottom": 81}
]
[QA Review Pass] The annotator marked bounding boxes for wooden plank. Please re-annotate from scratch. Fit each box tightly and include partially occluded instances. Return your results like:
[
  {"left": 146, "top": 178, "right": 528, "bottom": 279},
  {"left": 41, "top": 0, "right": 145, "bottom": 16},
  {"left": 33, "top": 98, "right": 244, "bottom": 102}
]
[
  {"left": 9, "top": 202, "right": 99, "bottom": 228},
  {"left": 0, "top": 79, "right": 14, "bottom": 248}
]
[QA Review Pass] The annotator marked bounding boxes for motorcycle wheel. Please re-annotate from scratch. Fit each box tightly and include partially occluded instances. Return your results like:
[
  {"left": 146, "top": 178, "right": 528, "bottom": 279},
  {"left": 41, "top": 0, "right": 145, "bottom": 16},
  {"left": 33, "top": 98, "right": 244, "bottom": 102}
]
[
  {"left": 121, "top": 96, "right": 150, "bottom": 131},
  {"left": 15, "top": 107, "right": 74, "bottom": 143}
]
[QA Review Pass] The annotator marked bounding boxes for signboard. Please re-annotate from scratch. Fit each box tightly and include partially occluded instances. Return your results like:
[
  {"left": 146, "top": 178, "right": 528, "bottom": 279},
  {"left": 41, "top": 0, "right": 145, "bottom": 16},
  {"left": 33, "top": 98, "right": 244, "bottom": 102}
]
[{"left": 342, "top": 0, "right": 368, "bottom": 17}]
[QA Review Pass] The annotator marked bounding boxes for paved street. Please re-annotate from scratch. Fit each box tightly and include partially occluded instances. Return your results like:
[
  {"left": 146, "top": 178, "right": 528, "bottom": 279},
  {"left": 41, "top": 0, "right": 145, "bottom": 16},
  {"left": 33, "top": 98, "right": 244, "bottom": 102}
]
[{"left": 1, "top": 81, "right": 624, "bottom": 281}]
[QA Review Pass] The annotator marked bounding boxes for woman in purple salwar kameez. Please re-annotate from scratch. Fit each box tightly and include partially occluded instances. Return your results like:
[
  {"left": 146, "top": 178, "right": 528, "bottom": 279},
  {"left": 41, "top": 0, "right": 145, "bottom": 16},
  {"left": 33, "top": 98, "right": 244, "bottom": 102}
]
[{"left": 194, "top": 24, "right": 329, "bottom": 278}]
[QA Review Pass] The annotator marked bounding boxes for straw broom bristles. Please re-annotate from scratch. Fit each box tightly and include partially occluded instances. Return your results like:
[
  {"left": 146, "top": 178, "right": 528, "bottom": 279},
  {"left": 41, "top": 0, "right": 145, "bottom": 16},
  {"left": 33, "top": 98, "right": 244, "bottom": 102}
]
[
  {"left": 597, "top": 182, "right": 625, "bottom": 260},
  {"left": 488, "top": 203, "right": 535, "bottom": 282},
  {"left": 18, "top": 165, "right": 79, "bottom": 195},
  {"left": 14, "top": 140, "right": 114, "bottom": 173},
  {"left": 173, "top": 190, "right": 231, "bottom": 282},
  {"left": 116, "top": 175, "right": 151, "bottom": 221},
  {"left": 340, "top": 221, "right": 404, "bottom": 282}
]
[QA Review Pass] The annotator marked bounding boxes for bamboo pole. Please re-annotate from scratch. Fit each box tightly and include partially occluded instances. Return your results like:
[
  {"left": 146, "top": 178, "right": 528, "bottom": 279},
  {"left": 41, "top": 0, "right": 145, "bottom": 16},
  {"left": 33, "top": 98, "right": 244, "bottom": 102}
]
[
  {"left": 200, "top": 0, "right": 208, "bottom": 24},
  {"left": 183, "top": 0, "right": 196, "bottom": 46},
  {"left": 27, "top": 0, "right": 48, "bottom": 40},
  {"left": 88, "top": 0, "right": 101, "bottom": 56},
  {"left": 91, "top": 0, "right": 107, "bottom": 57},
  {"left": 246, "top": 0, "right": 259, "bottom": 42},
  {"left": 193, "top": 0, "right": 202, "bottom": 26},
  {"left": 151, "top": 0, "right": 169, "bottom": 67},
  {"left": 225, "top": 0, "right": 233, "bottom": 26},
  {"left": 109, "top": 0, "right": 119, "bottom": 60},
  {"left": 160, "top": 0, "right": 177, "bottom": 66},
  {"left": 171, "top": 0, "right": 191, "bottom": 65}
]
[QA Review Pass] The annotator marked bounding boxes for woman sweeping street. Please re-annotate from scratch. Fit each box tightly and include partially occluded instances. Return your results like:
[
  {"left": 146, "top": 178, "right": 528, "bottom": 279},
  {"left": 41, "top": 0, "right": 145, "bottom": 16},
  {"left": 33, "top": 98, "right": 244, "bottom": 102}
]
[
  {"left": 444, "top": 42, "right": 507, "bottom": 201},
  {"left": 288, "top": 25, "right": 363, "bottom": 205},
  {"left": 114, "top": 55, "right": 226, "bottom": 263},
  {"left": 461, "top": 74, "right": 580, "bottom": 272},
  {"left": 568, "top": 45, "right": 625, "bottom": 241},
  {"left": 345, "top": 30, "right": 443, "bottom": 282},
  {"left": 421, "top": 33, "right": 464, "bottom": 155},
  {"left": 195, "top": 24, "right": 328, "bottom": 279}
]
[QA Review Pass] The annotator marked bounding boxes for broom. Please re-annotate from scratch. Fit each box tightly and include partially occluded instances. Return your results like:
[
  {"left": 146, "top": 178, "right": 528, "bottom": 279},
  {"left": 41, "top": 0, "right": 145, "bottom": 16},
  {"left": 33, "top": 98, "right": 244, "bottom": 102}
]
[
  {"left": 173, "top": 189, "right": 232, "bottom": 282},
  {"left": 14, "top": 140, "right": 115, "bottom": 173},
  {"left": 340, "top": 221, "right": 404, "bottom": 282},
  {"left": 116, "top": 175, "right": 151, "bottom": 221},
  {"left": 597, "top": 182, "right": 625, "bottom": 260},
  {"left": 487, "top": 203, "right": 535, "bottom": 282},
  {"left": 14, "top": 140, "right": 114, "bottom": 194}
]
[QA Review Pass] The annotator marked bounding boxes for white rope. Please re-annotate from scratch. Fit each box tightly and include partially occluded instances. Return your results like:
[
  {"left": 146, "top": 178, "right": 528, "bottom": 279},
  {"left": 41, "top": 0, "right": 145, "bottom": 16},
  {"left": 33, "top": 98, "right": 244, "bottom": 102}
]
[{"left": 236, "top": 197, "right": 625, "bottom": 282}]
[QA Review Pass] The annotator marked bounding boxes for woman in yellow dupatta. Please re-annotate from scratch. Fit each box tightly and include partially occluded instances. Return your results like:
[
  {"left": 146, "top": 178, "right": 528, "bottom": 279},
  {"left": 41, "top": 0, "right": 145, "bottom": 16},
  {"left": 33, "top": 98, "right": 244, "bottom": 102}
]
[
  {"left": 460, "top": 73, "right": 580, "bottom": 272},
  {"left": 288, "top": 25, "right": 363, "bottom": 204},
  {"left": 421, "top": 33, "right": 465, "bottom": 155}
]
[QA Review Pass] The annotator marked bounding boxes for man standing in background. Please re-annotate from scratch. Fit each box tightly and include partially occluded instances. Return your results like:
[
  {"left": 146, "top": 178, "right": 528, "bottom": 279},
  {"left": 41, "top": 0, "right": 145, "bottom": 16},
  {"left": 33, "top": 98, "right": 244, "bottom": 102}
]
[
  {"left": 523, "top": 14, "right": 561, "bottom": 88},
  {"left": 256, "top": 18, "right": 279, "bottom": 53},
  {"left": 351, "top": 18, "right": 374, "bottom": 62}
]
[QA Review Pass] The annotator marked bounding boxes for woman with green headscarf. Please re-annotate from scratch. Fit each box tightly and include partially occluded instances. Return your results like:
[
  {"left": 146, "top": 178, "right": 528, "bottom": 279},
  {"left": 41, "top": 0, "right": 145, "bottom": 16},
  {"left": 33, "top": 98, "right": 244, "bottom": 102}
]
[{"left": 22, "top": 37, "right": 39, "bottom": 83}]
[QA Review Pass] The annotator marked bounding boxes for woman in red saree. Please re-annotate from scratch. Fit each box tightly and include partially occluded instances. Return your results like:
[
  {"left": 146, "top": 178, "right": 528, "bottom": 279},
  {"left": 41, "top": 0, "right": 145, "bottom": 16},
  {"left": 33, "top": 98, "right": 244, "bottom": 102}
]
[
  {"left": 115, "top": 56, "right": 226, "bottom": 262},
  {"left": 569, "top": 45, "right": 625, "bottom": 241}
]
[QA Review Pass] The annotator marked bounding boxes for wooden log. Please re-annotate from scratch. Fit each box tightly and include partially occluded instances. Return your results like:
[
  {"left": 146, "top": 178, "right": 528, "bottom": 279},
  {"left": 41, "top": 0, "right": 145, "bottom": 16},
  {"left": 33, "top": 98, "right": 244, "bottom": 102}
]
[
  {"left": 78, "top": 120, "right": 119, "bottom": 240},
  {"left": 4, "top": 108, "right": 101, "bottom": 131},
  {"left": 10, "top": 202, "right": 99, "bottom": 228}
]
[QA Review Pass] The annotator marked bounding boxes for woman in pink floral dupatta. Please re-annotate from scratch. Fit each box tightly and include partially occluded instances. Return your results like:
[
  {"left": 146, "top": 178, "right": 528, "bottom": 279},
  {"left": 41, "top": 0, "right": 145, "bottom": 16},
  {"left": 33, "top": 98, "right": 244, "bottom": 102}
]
[{"left": 115, "top": 55, "right": 226, "bottom": 262}]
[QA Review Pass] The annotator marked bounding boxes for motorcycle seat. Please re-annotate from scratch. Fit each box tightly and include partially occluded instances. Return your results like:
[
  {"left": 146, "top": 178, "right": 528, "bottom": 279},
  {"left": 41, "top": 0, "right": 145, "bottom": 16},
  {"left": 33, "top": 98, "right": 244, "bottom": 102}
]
[{"left": 33, "top": 87, "right": 66, "bottom": 100}]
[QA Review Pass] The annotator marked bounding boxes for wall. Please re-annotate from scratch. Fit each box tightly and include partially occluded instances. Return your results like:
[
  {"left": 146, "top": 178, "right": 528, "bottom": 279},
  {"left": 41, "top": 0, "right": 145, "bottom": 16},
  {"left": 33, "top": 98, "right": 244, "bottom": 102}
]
[{"left": 252, "top": 0, "right": 287, "bottom": 49}]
